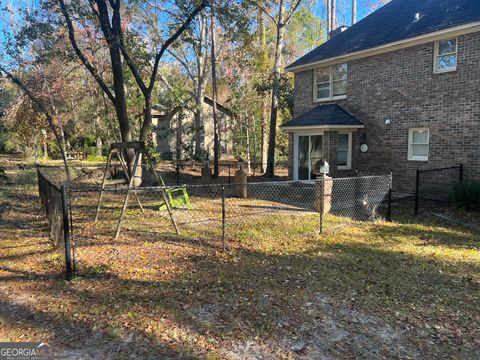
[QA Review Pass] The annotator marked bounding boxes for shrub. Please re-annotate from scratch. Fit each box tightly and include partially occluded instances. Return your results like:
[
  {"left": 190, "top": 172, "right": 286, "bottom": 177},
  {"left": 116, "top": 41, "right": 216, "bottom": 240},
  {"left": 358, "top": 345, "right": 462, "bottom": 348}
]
[
  {"left": 451, "top": 181, "right": 480, "bottom": 211},
  {"left": 86, "top": 154, "right": 107, "bottom": 162}
]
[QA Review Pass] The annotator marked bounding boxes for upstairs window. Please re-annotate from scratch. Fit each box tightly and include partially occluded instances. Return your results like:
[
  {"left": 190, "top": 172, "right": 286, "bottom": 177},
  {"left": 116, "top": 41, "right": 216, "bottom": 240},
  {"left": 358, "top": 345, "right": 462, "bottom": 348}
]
[
  {"left": 314, "top": 64, "right": 348, "bottom": 101},
  {"left": 434, "top": 38, "right": 457, "bottom": 73}
]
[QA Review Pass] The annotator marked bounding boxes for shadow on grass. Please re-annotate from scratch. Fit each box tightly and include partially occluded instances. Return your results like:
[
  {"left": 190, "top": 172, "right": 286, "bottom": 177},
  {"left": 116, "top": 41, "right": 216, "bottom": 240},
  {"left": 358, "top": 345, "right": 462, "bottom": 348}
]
[
  {"left": 3, "top": 178, "right": 479, "bottom": 358},
  {"left": 0, "top": 296, "right": 198, "bottom": 359},
  {"left": 62, "top": 212, "right": 479, "bottom": 356}
]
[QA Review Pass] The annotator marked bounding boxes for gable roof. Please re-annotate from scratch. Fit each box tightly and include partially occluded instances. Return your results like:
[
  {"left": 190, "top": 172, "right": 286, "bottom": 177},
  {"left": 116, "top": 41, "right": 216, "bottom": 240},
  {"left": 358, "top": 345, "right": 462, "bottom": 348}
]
[
  {"left": 203, "top": 96, "right": 234, "bottom": 117},
  {"left": 286, "top": 0, "right": 480, "bottom": 71},
  {"left": 281, "top": 104, "right": 364, "bottom": 129}
]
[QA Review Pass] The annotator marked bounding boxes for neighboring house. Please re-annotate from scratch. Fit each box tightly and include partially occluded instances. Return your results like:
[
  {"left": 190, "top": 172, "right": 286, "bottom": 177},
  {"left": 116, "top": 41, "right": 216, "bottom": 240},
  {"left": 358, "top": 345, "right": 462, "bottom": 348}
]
[
  {"left": 152, "top": 96, "right": 234, "bottom": 160},
  {"left": 283, "top": 0, "right": 480, "bottom": 192}
]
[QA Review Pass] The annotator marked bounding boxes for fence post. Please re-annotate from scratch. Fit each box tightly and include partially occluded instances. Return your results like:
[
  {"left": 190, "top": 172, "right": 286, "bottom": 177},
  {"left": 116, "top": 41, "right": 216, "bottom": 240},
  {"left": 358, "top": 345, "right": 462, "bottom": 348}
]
[
  {"left": 319, "top": 178, "right": 324, "bottom": 234},
  {"left": 387, "top": 172, "right": 392, "bottom": 222},
  {"left": 228, "top": 165, "right": 231, "bottom": 185},
  {"left": 36, "top": 165, "right": 41, "bottom": 198},
  {"left": 414, "top": 169, "right": 420, "bottom": 215},
  {"left": 221, "top": 186, "right": 226, "bottom": 252},
  {"left": 61, "top": 184, "right": 74, "bottom": 281},
  {"left": 176, "top": 162, "right": 180, "bottom": 186}
]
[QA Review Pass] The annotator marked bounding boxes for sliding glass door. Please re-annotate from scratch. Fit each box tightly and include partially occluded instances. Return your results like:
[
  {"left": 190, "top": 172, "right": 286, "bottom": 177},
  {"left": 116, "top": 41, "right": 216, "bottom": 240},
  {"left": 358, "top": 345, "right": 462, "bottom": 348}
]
[{"left": 297, "top": 134, "right": 323, "bottom": 180}]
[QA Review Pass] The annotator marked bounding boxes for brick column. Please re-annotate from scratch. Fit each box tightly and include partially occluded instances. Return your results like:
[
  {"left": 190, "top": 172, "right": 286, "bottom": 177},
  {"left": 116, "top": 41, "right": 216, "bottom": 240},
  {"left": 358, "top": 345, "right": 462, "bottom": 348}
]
[
  {"left": 315, "top": 175, "right": 333, "bottom": 213},
  {"left": 323, "top": 131, "right": 338, "bottom": 177}
]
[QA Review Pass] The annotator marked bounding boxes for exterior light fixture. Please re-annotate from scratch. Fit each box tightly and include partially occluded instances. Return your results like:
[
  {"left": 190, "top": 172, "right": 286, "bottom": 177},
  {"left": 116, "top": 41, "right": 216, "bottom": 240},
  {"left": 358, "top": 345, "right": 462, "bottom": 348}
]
[{"left": 360, "top": 133, "right": 369, "bottom": 153}]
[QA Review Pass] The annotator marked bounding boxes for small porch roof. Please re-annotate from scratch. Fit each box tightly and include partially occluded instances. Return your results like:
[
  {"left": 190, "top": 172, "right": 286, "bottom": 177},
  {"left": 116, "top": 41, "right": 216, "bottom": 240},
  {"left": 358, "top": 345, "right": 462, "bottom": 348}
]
[{"left": 282, "top": 104, "right": 364, "bottom": 130}]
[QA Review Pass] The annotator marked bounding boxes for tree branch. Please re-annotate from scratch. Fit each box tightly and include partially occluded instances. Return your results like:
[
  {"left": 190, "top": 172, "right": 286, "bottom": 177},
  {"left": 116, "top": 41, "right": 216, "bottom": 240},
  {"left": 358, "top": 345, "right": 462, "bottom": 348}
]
[
  {"left": 167, "top": 49, "right": 195, "bottom": 82},
  {"left": 57, "top": 0, "right": 116, "bottom": 104},
  {"left": 148, "top": 0, "right": 209, "bottom": 93},
  {"left": 117, "top": 8, "right": 148, "bottom": 96},
  {"left": 284, "top": 0, "right": 303, "bottom": 24},
  {"left": 248, "top": 1, "right": 278, "bottom": 25}
]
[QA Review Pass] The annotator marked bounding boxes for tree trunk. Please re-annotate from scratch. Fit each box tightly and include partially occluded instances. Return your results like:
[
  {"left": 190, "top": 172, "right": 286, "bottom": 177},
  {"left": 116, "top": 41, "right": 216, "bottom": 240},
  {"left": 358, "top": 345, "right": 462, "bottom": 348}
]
[
  {"left": 352, "top": 0, "right": 357, "bottom": 25},
  {"left": 194, "top": 14, "right": 208, "bottom": 159},
  {"left": 42, "top": 131, "right": 48, "bottom": 159},
  {"left": 258, "top": 9, "right": 269, "bottom": 173},
  {"left": 265, "top": 2, "right": 285, "bottom": 177},
  {"left": 94, "top": 114, "right": 103, "bottom": 156},
  {"left": 41, "top": 74, "right": 71, "bottom": 180},
  {"left": 211, "top": 2, "right": 220, "bottom": 178},
  {"left": 327, "top": 0, "right": 332, "bottom": 33},
  {"left": 260, "top": 100, "right": 268, "bottom": 172},
  {"left": 251, "top": 113, "right": 258, "bottom": 173},
  {"left": 331, "top": 0, "right": 336, "bottom": 31},
  {"left": 245, "top": 113, "right": 252, "bottom": 175}
]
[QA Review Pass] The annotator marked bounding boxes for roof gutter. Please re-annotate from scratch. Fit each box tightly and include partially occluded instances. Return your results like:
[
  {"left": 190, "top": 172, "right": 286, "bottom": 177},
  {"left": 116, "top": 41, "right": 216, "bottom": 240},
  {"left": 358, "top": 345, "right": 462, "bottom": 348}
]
[{"left": 286, "top": 21, "right": 480, "bottom": 73}]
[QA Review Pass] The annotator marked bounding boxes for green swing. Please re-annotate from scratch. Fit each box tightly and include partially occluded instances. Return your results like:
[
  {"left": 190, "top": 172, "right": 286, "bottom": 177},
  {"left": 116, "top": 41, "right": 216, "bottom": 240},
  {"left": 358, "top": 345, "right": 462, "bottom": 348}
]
[{"left": 158, "top": 174, "right": 191, "bottom": 210}]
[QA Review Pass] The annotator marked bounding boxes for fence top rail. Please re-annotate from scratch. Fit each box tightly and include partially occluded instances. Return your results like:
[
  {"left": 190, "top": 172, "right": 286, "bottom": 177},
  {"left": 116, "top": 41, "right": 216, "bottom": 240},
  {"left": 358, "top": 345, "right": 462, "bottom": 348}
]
[
  {"left": 65, "top": 174, "right": 392, "bottom": 193},
  {"left": 418, "top": 165, "right": 463, "bottom": 173}
]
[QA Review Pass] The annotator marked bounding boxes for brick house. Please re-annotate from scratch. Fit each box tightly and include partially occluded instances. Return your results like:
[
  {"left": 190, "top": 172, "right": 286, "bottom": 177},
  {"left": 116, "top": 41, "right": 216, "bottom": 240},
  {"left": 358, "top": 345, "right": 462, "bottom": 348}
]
[{"left": 283, "top": 0, "right": 480, "bottom": 192}]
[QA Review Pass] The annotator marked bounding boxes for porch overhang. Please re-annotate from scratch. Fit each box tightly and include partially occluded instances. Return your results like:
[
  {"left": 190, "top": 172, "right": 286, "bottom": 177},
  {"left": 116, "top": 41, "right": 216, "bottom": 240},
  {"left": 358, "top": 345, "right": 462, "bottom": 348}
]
[{"left": 281, "top": 104, "right": 365, "bottom": 130}]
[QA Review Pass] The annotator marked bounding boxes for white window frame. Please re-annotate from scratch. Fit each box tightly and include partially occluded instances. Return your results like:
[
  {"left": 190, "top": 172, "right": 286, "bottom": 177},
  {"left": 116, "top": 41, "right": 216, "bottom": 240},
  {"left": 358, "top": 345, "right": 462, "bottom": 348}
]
[
  {"left": 313, "top": 64, "right": 348, "bottom": 102},
  {"left": 433, "top": 38, "right": 458, "bottom": 74},
  {"left": 408, "top": 128, "right": 429, "bottom": 161},
  {"left": 337, "top": 132, "right": 352, "bottom": 170},
  {"left": 293, "top": 130, "right": 324, "bottom": 181}
]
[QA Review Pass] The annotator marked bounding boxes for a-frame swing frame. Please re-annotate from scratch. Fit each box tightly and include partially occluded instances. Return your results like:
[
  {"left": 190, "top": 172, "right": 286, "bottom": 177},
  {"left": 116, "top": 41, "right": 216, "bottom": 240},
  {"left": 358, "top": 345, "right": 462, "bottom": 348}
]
[{"left": 94, "top": 141, "right": 179, "bottom": 239}]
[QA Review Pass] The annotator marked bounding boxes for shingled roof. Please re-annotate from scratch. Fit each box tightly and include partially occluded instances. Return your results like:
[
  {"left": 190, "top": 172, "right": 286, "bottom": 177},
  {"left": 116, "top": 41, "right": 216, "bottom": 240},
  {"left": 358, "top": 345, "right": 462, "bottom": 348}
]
[
  {"left": 282, "top": 104, "right": 364, "bottom": 128},
  {"left": 286, "top": 0, "right": 480, "bottom": 71}
]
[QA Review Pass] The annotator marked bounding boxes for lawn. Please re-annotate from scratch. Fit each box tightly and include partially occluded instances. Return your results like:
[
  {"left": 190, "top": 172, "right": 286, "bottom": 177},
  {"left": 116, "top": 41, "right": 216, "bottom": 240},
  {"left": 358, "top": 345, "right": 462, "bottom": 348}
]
[{"left": 0, "top": 159, "right": 479, "bottom": 359}]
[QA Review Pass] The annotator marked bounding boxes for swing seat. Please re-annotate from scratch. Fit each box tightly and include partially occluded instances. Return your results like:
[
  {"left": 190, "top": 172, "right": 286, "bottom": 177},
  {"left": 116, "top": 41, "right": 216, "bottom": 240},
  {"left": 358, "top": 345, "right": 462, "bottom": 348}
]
[{"left": 159, "top": 185, "right": 191, "bottom": 210}]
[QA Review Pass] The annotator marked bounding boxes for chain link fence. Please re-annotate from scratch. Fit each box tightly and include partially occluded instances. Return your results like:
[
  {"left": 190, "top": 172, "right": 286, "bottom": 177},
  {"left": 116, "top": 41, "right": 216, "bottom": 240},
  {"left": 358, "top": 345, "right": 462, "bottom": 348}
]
[
  {"left": 414, "top": 165, "right": 463, "bottom": 215},
  {"left": 37, "top": 167, "right": 73, "bottom": 279},
  {"left": 37, "top": 166, "right": 392, "bottom": 278},
  {"left": 156, "top": 160, "right": 289, "bottom": 186}
]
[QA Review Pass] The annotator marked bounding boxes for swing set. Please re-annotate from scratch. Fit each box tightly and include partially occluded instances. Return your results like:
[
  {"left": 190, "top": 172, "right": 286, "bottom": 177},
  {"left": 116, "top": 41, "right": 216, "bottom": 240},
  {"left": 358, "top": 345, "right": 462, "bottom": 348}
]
[{"left": 94, "top": 142, "right": 190, "bottom": 239}]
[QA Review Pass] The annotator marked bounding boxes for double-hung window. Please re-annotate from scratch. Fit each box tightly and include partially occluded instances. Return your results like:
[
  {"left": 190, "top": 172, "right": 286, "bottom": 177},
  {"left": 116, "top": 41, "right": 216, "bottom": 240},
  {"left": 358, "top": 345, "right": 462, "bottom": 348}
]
[
  {"left": 434, "top": 38, "right": 457, "bottom": 73},
  {"left": 408, "top": 128, "right": 429, "bottom": 161},
  {"left": 314, "top": 64, "right": 348, "bottom": 101}
]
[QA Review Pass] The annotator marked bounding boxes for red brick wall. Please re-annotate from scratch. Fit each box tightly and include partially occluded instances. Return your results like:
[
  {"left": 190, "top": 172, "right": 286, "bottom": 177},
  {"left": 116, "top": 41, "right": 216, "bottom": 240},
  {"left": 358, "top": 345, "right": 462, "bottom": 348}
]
[{"left": 291, "top": 31, "right": 480, "bottom": 192}]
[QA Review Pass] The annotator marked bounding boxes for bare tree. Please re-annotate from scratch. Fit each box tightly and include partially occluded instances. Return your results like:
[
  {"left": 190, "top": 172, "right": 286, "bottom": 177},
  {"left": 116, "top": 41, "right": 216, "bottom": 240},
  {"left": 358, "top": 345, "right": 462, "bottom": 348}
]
[{"left": 210, "top": 1, "right": 221, "bottom": 177}]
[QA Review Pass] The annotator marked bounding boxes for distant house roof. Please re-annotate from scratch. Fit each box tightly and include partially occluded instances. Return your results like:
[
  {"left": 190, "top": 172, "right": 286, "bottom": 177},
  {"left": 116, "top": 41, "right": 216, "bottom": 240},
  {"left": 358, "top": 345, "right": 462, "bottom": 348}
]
[
  {"left": 286, "top": 0, "right": 480, "bottom": 71},
  {"left": 152, "top": 96, "right": 234, "bottom": 118},
  {"left": 203, "top": 96, "right": 234, "bottom": 117},
  {"left": 282, "top": 104, "right": 364, "bottom": 129}
]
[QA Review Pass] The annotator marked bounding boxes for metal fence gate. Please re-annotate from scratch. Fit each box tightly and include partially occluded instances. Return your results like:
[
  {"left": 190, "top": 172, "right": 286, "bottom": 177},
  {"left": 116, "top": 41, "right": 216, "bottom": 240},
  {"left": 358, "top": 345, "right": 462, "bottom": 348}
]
[{"left": 414, "top": 165, "right": 463, "bottom": 215}]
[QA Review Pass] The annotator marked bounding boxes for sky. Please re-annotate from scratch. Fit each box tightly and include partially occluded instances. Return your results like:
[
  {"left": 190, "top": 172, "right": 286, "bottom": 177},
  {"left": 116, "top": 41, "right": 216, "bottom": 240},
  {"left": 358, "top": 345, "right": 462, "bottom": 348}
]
[
  {"left": 0, "top": 0, "right": 389, "bottom": 64},
  {"left": 314, "top": 0, "right": 390, "bottom": 29}
]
